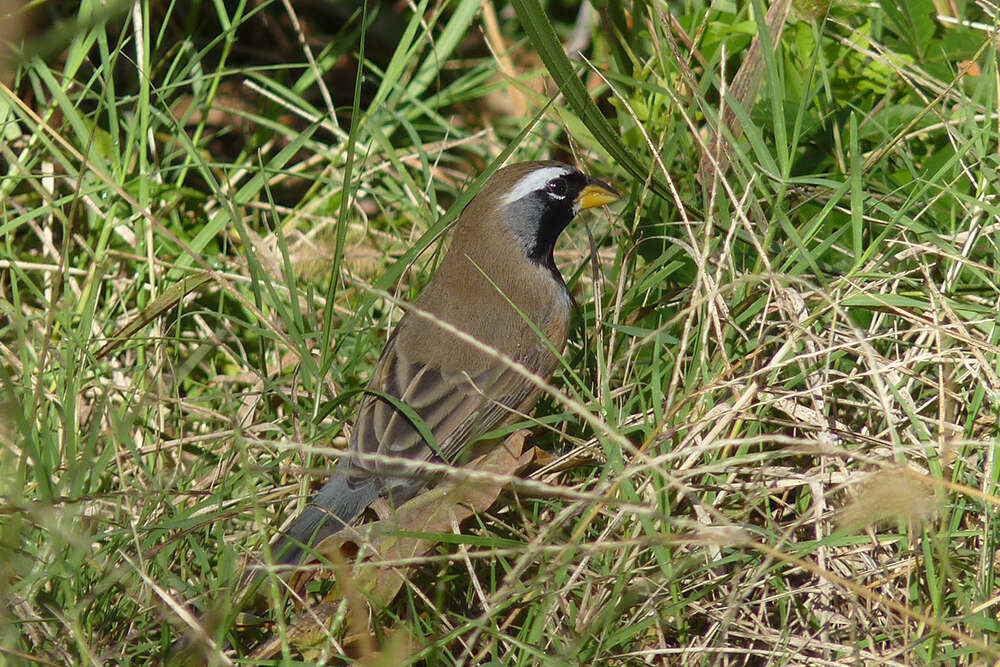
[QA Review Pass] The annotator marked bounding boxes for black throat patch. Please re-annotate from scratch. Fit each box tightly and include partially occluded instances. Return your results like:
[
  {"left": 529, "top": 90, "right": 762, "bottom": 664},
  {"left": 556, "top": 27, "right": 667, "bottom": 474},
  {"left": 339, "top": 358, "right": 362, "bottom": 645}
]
[
  {"left": 526, "top": 204, "right": 575, "bottom": 283},
  {"left": 523, "top": 170, "right": 587, "bottom": 269}
]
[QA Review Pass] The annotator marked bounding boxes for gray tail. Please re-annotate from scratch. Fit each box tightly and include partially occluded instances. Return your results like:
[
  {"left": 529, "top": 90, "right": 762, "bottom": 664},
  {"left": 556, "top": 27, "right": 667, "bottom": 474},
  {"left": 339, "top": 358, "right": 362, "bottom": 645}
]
[{"left": 271, "top": 473, "right": 379, "bottom": 565}]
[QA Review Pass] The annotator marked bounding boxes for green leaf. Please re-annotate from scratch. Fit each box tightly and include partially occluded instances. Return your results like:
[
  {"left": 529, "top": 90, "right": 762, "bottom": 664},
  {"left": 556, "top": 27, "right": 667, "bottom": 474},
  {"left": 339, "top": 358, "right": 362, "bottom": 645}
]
[{"left": 879, "top": 0, "right": 936, "bottom": 60}]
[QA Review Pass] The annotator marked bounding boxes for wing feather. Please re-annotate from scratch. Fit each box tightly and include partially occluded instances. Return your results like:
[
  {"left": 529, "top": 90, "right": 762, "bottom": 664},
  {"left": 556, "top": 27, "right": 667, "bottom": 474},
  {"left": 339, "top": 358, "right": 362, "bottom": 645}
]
[{"left": 346, "top": 331, "right": 557, "bottom": 500}]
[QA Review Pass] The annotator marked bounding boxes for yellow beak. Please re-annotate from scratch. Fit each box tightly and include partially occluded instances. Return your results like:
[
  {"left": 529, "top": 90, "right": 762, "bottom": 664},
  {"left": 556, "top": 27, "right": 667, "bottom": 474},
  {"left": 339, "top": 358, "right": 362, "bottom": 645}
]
[{"left": 576, "top": 178, "right": 620, "bottom": 210}]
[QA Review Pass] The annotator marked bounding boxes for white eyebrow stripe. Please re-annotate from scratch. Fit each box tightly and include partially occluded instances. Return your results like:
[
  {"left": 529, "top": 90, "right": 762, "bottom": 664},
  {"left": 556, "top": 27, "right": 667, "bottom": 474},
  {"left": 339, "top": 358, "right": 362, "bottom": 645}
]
[{"left": 501, "top": 166, "right": 571, "bottom": 205}]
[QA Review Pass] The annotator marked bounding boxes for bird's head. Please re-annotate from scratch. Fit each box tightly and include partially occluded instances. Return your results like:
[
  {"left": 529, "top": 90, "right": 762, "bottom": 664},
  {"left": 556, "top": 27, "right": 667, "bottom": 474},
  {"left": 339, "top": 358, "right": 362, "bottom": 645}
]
[{"left": 459, "top": 161, "right": 620, "bottom": 268}]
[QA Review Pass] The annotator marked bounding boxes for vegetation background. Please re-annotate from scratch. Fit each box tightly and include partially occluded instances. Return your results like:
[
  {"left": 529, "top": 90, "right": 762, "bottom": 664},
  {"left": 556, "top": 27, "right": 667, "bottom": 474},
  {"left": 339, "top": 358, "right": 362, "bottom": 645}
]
[{"left": 2, "top": 0, "right": 999, "bottom": 663}]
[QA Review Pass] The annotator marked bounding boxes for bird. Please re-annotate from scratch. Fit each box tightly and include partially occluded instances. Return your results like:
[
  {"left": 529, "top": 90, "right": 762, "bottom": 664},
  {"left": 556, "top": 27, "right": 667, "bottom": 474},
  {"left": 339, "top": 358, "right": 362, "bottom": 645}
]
[{"left": 273, "top": 161, "right": 619, "bottom": 566}]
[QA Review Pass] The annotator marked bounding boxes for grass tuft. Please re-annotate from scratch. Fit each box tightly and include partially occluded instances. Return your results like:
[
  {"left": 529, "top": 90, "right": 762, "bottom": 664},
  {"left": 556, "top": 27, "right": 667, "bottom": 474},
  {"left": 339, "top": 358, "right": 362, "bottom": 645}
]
[{"left": 2, "top": 0, "right": 1000, "bottom": 663}]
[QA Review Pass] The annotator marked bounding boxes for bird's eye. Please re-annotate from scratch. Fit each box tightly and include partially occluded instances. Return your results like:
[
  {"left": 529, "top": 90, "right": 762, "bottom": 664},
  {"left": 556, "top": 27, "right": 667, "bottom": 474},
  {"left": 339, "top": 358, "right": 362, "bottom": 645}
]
[{"left": 545, "top": 178, "right": 568, "bottom": 199}]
